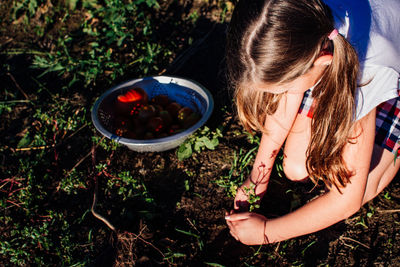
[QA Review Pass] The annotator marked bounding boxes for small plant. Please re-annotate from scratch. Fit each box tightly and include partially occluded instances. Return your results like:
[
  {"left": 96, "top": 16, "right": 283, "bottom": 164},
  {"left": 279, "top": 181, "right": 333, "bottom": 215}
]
[
  {"left": 383, "top": 191, "right": 392, "bottom": 200},
  {"left": 11, "top": 0, "right": 43, "bottom": 21},
  {"left": 300, "top": 240, "right": 316, "bottom": 256},
  {"left": 366, "top": 205, "right": 375, "bottom": 218},
  {"left": 242, "top": 183, "right": 261, "bottom": 211},
  {"left": 163, "top": 249, "right": 186, "bottom": 263},
  {"left": 355, "top": 216, "right": 368, "bottom": 229},
  {"left": 177, "top": 126, "right": 223, "bottom": 160},
  {"left": 29, "top": 0, "right": 169, "bottom": 88},
  {"left": 215, "top": 145, "right": 258, "bottom": 198},
  {"left": 175, "top": 227, "right": 204, "bottom": 251},
  {"left": 105, "top": 170, "right": 155, "bottom": 204}
]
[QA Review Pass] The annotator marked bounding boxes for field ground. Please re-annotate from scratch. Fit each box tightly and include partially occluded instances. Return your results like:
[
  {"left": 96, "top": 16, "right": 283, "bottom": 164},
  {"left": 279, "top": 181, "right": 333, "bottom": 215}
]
[{"left": 1, "top": 1, "right": 399, "bottom": 266}]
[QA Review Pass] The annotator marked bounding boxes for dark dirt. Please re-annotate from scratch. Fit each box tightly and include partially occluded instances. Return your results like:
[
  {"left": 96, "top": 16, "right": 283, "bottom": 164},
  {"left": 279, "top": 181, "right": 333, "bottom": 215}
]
[{"left": 1, "top": 1, "right": 400, "bottom": 266}]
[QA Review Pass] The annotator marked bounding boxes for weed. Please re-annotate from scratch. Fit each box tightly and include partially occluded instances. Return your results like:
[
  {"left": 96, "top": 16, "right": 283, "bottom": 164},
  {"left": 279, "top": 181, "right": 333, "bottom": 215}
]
[
  {"left": 242, "top": 183, "right": 261, "bottom": 211},
  {"left": 355, "top": 216, "right": 368, "bottom": 229},
  {"left": 215, "top": 143, "right": 259, "bottom": 199},
  {"left": 60, "top": 169, "right": 88, "bottom": 195},
  {"left": 164, "top": 248, "right": 186, "bottom": 263},
  {"left": 11, "top": 0, "right": 43, "bottom": 21},
  {"left": 105, "top": 170, "right": 155, "bottom": 203},
  {"left": 366, "top": 205, "right": 375, "bottom": 218},
  {"left": 175, "top": 227, "right": 204, "bottom": 251},
  {"left": 204, "top": 262, "right": 226, "bottom": 267},
  {"left": 301, "top": 240, "right": 316, "bottom": 256},
  {"left": 383, "top": 191, "right": 392, "bottom": 200},
  {"left": 92, "top": 135, "right": 120, "bottom": 152},
  {"left": 26, "top": 0, "right": 172, "bottom": 88},
  {"left": 177, "top": 126, "right": 223, "bottom": 160}
]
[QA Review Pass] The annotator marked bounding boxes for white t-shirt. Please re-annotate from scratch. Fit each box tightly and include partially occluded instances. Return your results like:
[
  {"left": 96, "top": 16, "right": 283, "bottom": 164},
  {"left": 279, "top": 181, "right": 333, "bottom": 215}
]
[{"left": 324, "top": 0, "right": 400, "bottom": 120}]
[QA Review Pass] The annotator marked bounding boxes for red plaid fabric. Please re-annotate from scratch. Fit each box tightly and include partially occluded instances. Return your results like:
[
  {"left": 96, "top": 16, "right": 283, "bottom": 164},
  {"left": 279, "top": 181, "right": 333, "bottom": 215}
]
[
  {"left": 375, "top": 98, "right": 400, "bottom": 155},
  {"left": 298, "top": 89, "right": 315, "bottom": 118},
  {"left": 298, "top": 88, "right": 400, "bottom": 155}
]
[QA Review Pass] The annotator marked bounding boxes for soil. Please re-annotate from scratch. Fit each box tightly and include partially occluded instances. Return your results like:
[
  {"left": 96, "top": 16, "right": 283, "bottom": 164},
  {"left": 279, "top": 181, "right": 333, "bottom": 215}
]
[{"left": 1, "top": 1, "right": 400, "bottom": 266}]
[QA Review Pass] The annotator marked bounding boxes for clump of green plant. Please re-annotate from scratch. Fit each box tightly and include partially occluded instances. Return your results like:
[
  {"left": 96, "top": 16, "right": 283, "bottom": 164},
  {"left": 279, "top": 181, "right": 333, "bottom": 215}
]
[
  {"left": 214, "top": 131, "right": 261, "bottom": 210},
  {"left": 105, "top": 170, "right": 155, "bottom": 204},
  {"left": 177, "top": 126, "right": 223, "bottom": 160},
  {"left": 242, "top": 183, "right": 261, "bottom": 212},
  {"left": 216, "top": 145, "right": 259, "bottom": 196},
  {"left": 27, "top": 0, "right": 171, "bottom": 88},
  {"left": 11, "top": 0, "right": 46, "bottom": 21}
]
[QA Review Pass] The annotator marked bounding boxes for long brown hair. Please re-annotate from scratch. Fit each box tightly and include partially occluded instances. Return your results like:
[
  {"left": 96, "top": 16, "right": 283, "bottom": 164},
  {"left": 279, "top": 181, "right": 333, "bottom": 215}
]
[{"left": 226, "top": 0, "right": 360, "bottom": 190}]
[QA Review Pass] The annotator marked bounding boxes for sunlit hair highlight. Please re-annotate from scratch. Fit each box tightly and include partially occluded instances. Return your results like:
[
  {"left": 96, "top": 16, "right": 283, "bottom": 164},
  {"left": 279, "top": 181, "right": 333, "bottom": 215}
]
[{"left": 226, "top": 0, "right": 360, "bottom": 190}]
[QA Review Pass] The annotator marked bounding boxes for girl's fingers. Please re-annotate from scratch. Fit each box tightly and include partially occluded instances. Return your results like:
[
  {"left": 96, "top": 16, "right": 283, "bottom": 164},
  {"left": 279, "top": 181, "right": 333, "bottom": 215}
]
[
  {"left": 225, "top": 212, "right": 250, "bottom": 221},
  {"left": 226, "top": 218, "right": 235, "bottom": 230},
  {"left": 230, "top": 230, "right": 239, "bottom": 241},
  {"left": 226, "top": 214, "right": 242, "bottom": 242}
]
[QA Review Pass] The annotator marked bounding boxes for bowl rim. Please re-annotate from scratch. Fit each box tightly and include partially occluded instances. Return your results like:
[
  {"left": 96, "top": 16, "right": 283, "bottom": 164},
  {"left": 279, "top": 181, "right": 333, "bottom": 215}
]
[{"left": 91, "top": 75, "right": 214, "bottom": 148}]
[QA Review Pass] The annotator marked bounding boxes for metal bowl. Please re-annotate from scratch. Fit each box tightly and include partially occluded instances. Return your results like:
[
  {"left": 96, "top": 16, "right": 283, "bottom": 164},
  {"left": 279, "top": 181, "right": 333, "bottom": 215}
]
[{"left": 91, "top": 75, "right": 214, "bottom": 152}]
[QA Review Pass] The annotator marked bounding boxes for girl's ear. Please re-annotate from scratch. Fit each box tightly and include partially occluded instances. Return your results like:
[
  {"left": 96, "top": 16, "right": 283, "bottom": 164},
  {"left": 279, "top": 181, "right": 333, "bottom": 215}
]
[{"left": 314, "top": 54, "right": 333, "bottom": 66}]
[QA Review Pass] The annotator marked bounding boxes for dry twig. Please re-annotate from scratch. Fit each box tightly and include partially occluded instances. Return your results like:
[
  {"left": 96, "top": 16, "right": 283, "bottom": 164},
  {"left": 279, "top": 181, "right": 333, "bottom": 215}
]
[
  {"left": 377, "top": 208, "right": 400, "bottom": 214},
  {"left": 7, "top": 72, "right": 29, "bottom": 100},
  {"left": 89, "top": 139, "right": 166, "bottom": 263},
  {"left": 339, "top": 236, "right": 370, "bottom": 250}
]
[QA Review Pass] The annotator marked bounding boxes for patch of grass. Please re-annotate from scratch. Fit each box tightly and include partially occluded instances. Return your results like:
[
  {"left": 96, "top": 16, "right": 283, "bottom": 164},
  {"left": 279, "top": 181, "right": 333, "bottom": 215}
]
[{"left": 215, "top": 134, "right": 259, "bottom": 198}]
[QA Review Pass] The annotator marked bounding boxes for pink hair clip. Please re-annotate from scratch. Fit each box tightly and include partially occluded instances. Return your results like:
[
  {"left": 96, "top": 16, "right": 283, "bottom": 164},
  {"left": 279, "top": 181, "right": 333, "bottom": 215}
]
[{"left": 328, "top": 29, "right": 339, "bottom": 40}]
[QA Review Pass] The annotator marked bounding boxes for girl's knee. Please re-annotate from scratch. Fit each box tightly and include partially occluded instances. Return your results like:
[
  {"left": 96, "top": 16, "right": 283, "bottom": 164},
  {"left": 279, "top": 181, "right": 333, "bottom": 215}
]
[{"left": 282, "top": 157, "right": 309, "bottom": 182}]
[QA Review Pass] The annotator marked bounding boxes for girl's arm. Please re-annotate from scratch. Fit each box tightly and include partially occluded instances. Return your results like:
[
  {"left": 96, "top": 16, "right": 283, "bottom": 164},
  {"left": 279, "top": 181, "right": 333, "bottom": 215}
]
[
  {"left": 227, "top": 108, "right": 376, "bottom": 244},
  {"left": 234, "top": 92, "right": 304, "bottom": 209}
]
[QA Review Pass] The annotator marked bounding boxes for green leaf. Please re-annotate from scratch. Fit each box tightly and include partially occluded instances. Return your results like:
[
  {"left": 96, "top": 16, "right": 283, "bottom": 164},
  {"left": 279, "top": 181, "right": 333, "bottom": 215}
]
[
  {"left": 177, "top": 142, "right": 192, "bottom": 161},
  {"left": 204, "top": 263, "right": 226, "bottom": 267},
  {"left": 210, "top": 137, "right": 219, "bottom": 148},
  {"left": 66, "top": 0, "right": 79, "bottom": 10},
  {"left": 17, "top": 132, "right": 31, "bottom": 148}
]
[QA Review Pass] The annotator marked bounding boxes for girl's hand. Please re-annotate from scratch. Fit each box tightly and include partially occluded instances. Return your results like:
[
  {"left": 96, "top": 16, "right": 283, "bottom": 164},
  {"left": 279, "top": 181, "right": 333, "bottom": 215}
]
[
  {"left": 234, "top": 177, "right": 267, "bottom": 211},
  {"left": 225, "top": 211, "right": 269, "bottom": 245}
]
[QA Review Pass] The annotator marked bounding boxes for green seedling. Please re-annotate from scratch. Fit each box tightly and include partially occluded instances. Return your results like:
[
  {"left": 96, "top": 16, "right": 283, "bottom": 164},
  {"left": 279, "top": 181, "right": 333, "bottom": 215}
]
[
  {"left": 175, "top": 227, "right": 204, "bottom": 251},
  {"left": 215, "top": 144, "right": 258, "bottom": 199},
  {"left": 164, "top": 248, "right": 186, "bottom": 263},
  {"left": 243, "top": 183, "right": 261, "bottom": 212}
]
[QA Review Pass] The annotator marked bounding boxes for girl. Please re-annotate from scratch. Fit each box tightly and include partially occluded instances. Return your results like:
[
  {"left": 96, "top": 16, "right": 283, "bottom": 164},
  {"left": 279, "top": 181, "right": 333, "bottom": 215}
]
[{"left": 225, "top": 0, "right": 400, "bottom": 245}]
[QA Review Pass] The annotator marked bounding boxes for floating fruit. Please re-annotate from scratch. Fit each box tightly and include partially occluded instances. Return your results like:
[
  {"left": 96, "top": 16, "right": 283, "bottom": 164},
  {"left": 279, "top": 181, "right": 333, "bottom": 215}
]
[
  {"left": 115, "top": 87, "right": 148, "bottom": 116},
  {"left": 138, "top": 105, "right": 156, "bottom": 122},
  {"left": 182, "top": 112, "right": 201, "bottom": 129},
  {"left": 151, "top": 94, "right": 170, "bottom": 107},
  {"left": 159, "top": 110, "right": 173, "bottom": 127},
  {"left": 115, "top": 127, "right": 127, "bottom": 137},
  {"left": 118, "top": 87, "right": 148, "bottom": 104},
  {"left": 113, "top": 92, "right": 203, "bottom": 140},
  {"left": 166, "top": 102, "right": 181, "bottom": 118},
  {"left": 152, "top": 104, "right": 163, "bottom": 116},
  {"left": 147, "top": 117, "right": 165, "bottom": 133},
  {"left": 177, "top": 107, "right": 193, "bottom": 124}
]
